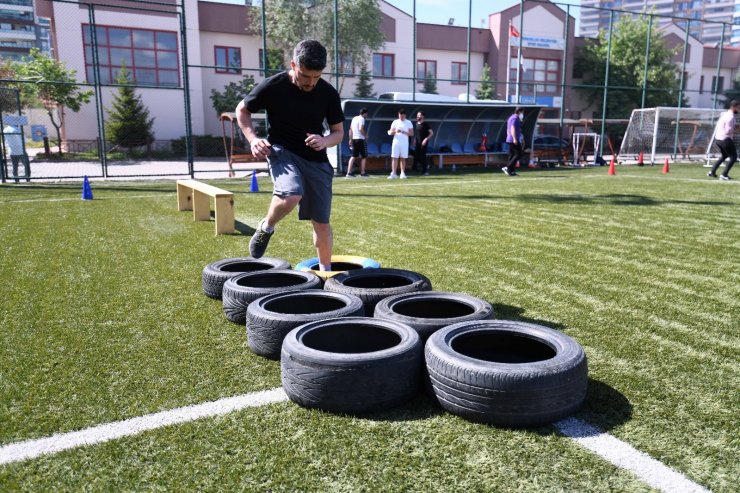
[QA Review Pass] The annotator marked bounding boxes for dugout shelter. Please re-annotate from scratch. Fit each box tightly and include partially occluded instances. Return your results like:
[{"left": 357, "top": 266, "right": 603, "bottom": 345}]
[{"left": 336, "top": 98, "right": 541, "bottom": 172}]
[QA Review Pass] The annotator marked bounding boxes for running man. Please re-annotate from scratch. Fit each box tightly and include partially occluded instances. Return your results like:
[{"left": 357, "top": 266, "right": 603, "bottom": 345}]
[{"left": 236, "top": 39, "right": 344, "bottom": 272}]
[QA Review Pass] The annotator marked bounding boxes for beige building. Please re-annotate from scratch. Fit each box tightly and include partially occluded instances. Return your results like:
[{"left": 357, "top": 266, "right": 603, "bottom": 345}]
[{"left": 30, "top": 0, "right": 740, "bottom": 142}]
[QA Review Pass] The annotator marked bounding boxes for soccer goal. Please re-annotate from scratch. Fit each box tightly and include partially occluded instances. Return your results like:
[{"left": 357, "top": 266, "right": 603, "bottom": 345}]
[{"left": 619, "top": 107, "right": 724, "bottom": 164}]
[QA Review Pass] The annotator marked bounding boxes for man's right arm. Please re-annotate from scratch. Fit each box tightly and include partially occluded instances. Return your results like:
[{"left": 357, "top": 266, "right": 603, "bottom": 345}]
[{"left": 236, "top": 100, "right": 271, "bottom": 159}]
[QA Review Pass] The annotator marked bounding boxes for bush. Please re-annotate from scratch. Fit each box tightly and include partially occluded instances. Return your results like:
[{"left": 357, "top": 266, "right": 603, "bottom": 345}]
[{"left": 171, "top": 135, "right": 226, "bottom": 158}]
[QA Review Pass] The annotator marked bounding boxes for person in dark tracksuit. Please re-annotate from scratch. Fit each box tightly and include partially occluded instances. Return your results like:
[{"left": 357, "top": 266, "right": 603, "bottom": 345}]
[{"left": 504, "top": 107, "right": 524, "bottom": 177}]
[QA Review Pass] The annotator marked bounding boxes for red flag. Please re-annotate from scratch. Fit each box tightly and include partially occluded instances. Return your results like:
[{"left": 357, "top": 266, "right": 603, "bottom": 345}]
[{"left": 509, "top": 22, "right": 520, "bottom": 38}]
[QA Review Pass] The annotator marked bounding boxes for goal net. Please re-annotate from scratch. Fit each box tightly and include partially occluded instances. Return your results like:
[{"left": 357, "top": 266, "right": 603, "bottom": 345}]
[{"left": 619, "top": 107, "right": 726, "bottom": 164}]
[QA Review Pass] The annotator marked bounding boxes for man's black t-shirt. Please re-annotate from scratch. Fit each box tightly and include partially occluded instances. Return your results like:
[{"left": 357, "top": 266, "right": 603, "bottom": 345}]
[
  {"left": 244, "top": 71, "right": 344, "bottom": 162},
  {"left": 415, "top": 121, "right": 431, "bottom": 148}
]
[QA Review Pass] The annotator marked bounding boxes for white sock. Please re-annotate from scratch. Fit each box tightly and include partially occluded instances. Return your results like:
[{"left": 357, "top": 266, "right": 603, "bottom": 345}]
[
  {"left": 319, "top": 263, "right": 331, "bottom": 271},
  {"left": 260, "top": 218, "right": 274, "bottom": 233}
]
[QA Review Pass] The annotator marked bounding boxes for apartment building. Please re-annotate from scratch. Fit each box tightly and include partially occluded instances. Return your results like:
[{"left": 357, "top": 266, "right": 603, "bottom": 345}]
[
  {"left": 0, "top": 0, "right": 50, "bottom": 60},
  {"left": 579, "top": 0, "right": 740, "bottom": 46}
]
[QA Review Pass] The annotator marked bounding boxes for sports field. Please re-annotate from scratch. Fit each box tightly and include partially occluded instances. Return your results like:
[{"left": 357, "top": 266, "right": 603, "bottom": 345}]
[{"left": 0, "top": 164, "right": 737, "bottom": 492}]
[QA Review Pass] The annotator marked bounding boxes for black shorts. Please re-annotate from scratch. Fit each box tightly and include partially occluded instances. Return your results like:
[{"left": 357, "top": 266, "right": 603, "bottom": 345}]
[{"left": 351, "top": 139, "right": 367, "bottom": 158}]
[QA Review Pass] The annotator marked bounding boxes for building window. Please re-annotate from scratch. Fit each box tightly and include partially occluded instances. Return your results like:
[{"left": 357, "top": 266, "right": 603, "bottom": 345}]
[
  {"left": 511, "top": 57, "right": 560, "bottom": 94},
  {"left": 416, "top": 59, "right": 436, "bottom": 83},
  {"left": 373, "top": 53, "right": 394, "bottom": 78},
  {"left": 82, "top": 24, "right": 179, "bottom": 87},
  {"left": 214, "top": 46, "right": 240, "bottom": 74},
  {"left": 711, "top": 75, "right": 724, "bottom": 93},
  {"left": 339, "top": 51, "right": 354, "bottom": 76},
  {"left": 451, "top": 62, "right": 467, "bottom": 85}
]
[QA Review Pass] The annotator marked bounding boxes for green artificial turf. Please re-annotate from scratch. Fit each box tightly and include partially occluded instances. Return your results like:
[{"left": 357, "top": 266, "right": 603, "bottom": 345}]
[{"left": 0, "top": 164, "right": 737, "bottom": 492}]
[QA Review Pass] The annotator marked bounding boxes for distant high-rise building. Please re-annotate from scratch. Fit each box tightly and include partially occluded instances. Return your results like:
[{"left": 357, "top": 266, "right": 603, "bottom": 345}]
[
  {"left": 0, "top": 0, "right": 52, "bottom": 60},
  {"left": 579, "top": 0, "right": 740, "bottom": 46}
]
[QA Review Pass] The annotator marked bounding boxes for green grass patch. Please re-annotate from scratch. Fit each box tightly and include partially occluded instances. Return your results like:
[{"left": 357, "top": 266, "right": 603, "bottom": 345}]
[{"left": 0, "top": 164, "right": 737, "bottom": 492}]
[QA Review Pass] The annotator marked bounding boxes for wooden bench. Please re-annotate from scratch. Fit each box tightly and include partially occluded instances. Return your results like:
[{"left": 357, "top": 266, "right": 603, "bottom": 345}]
[{"left": 176, "top": 179, "right": 235, "bottom": 235}]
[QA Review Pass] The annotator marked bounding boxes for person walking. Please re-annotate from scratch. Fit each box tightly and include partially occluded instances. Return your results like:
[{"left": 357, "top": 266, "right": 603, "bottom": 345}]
[
  {"left": 346, "top": 107, "right": 369, "bottom": 177},
  {"left": 413, "top": 111, "right": 433, "bottom": 175},
  {"left": 707, "top": 99, "right": 739, "bottom": 181},
  {"left": 3, "top": 125, "right": 30, "bottom": 183},
  {"left": 387, "top": 108, "right": 413, "bottom": 179},
  {"left": 236, "top": 39, "right": 344, "bottom": 272},
  {"left": 504, "top": 107, "right": 525, "bottom": 177}
]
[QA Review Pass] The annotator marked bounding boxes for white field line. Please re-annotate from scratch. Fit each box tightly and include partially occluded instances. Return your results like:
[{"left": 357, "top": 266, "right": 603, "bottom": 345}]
[
  {"left": 0, "top": 194, "right": 171, "bottom": 204},
  {"left": 556, "top": 418, "right": 710, "bottom": 493},
  {"left": 0, "top": 387, "right": 288, "bottom": 466},
  {"left": 0, "top": 389, "right": 711, "bottom": 493}
]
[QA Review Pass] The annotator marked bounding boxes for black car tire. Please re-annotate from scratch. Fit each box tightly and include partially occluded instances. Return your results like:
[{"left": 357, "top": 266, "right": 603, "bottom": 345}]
[
  {"left": 222, "top": 269, "right": 322, "bottom": 324},
  {"left": 247, "top": 290, "right": 364, "bottom": 359},
  {"left": 323, "top": 268, "right": 432, "bottom": 316},
  {"left": 281, "top": 317, "right": 422, "bottom": 413},
  {"left": 425, "top": 320, "right": 588, "bottom": 427},
  {"left": 202, "top": 257, "right": 290, "bottom": 299},
  {"left": 373, "top": 291, "right": 494, "bottom": 341}
]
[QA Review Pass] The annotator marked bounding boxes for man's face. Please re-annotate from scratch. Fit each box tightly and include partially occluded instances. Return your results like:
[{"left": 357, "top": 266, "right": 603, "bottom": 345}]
[
  {"left": 399, "top": 112, "right": 406, "bottom": 120},
  {"left": 290, "top": 60, "right": 322, "bottom": 92},
  {"left": 416, "top": 113, "right": 424, "bottom": 122}
]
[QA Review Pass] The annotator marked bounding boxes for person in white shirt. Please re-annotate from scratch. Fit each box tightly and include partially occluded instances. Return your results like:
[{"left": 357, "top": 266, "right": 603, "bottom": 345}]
[
  {"left": 346, "top": 107, "right": 368, "bottom": 177},
  {"left": 708, "top": 100, "right": 739, "bottom": 181},
  {"left": 3, "top": 125, "right": 29, "bottom": 183},
  {"left": 387, "top": 108, "right": 414, "bottom": 179}
]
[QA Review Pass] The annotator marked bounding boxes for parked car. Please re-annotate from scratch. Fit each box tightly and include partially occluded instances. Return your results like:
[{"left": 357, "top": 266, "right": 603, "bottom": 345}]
[{"left": 531, "top": 136, "right": 571, "bottom": 165}]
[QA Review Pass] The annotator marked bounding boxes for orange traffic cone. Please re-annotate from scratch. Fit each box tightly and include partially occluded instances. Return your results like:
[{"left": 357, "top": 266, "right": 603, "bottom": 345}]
[
  {"left": 608, "top": 158, "right": 616, "bottom": 176},
  {"left": 662, "top": 158, "right": 670, "bottom": 174},
  {"left": 637, "top": 151, "right": 644, "bottom": 166}
]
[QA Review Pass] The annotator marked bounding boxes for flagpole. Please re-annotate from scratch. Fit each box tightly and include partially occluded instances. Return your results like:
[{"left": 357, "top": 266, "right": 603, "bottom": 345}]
[
  {"left": 506, "top": 24, "right": 511, "bottom": 102},
  {"left": 516, "top": 0, "right": 524, "bottom": 104}
]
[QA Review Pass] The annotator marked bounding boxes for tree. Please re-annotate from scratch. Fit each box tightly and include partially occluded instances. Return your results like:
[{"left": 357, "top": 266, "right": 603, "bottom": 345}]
[
  {"left": 105, "top": 67, "right": 154, "bottom": 151},
  {"left": 475, "top": 63, "right": 494, "bottom": 100},
  {"left": 722, "top": 73, "right": 740, "bottom": 108},
  {"left": 250, "top": 0, "right": 384, "bottom": 92},
  {"left": 353, "top": 63, "right": 375, "bottom": 98},
  {"left": 575, "top": 16, "right": 682, "bottom": 119},
  {"left": 14, "top": 48, "right": 93, "bottom": 156},
  {"left": 210, "top": 75, "right": 257, "bottom": 115},
  {"left": 421, "top": 74, "right": 438, "bottom": 95}
]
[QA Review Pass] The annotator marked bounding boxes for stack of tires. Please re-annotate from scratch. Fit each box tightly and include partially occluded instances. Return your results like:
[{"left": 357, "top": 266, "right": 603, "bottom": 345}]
[{"left": 202, "top": 257, "right": 588, "bottom": 427}]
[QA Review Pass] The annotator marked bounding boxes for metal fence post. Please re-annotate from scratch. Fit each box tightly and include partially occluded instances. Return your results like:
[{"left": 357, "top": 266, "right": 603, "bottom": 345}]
[
  {"left": 599, "top": 10, "right": 614, "bottom": 159},
  {"left": 672, "top": 20, "right": 691, "bottom": 160},
  {"left": 179, "top": 0, "right": 194, "bottom": 177},
  {"left": 713, "top": 24, "right": 726, "bottom": 111},
  {"left": 88, "top": 5, "right": 108, "bottom": 177},
  {"left": 641, "top": 15, "right": 653, "bottom": 110}
]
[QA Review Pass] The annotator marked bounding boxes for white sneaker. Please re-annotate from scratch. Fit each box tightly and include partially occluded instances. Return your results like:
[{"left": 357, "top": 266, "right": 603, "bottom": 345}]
[
  {"left": 388, "top": 173, "right": 398, "bottom": 179},
  {"left": 400, "top": 173, "right": 407, "bottom": 179}
]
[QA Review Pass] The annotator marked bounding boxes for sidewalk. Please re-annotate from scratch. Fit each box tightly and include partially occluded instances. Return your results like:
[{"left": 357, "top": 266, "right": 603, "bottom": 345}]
[{"left": 3, "top": 156, "right": 270, "bottom": 183}]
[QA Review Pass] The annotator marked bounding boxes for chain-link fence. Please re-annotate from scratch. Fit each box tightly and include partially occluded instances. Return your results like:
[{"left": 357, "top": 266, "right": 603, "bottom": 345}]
[{"left": 1, "top": 0, "right": 737, "bottom": 182}]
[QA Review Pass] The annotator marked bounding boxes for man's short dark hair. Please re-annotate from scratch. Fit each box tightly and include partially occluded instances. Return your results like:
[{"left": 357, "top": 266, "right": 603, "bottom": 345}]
[
  {"left": 293, "top": 39, "right": 327, "bottom": 71},
  {"left": 360, "top": 108, "right": 368, "bottom": 115},
  {"left": 515, "top": 107, "right": 523, "bottom": 113},
  {"left": 398, "top": 108, "right": 406, "bottom": 115},
  {"left": 417, "top": 110, "right": 425, "bottom": 117},
  {"left": 731, "top": 100, "right": 740, "bottom": 109}
]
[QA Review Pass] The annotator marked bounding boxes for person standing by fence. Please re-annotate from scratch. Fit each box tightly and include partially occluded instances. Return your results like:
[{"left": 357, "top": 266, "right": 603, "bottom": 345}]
[
  {"left": 236, "top": 39, "right": 344, "bottom": 272},
  {"left": 504, "top": 107, "right": 524, "bottom": 177},
  {"left": 346, "top": 107, "right": 369, "bottom": 177},
  {"left": 413, "top": 111, "right": 433, "bottom": 176},
  {"left": 3, "top": 125, "right": 29, "bottom": 183},
  {"left": 707, "top": 100, "right": 739, "bottom": 181}
]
